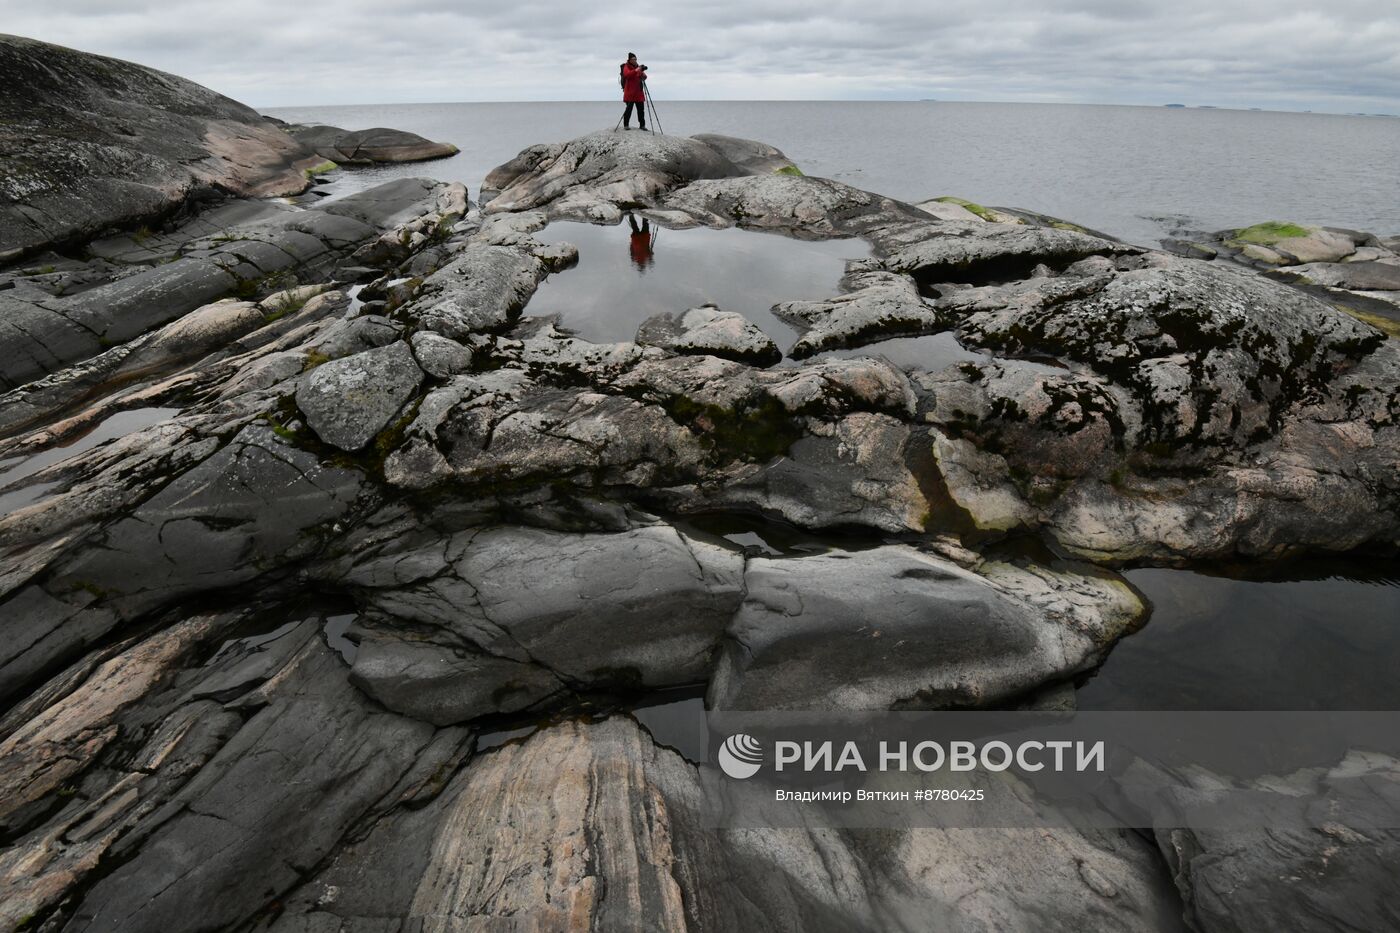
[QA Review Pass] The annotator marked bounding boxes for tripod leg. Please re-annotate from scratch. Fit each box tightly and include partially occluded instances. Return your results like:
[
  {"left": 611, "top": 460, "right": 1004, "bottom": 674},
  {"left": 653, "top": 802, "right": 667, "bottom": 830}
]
[{"left": 644, "top": 88, "right": 663, "bottom": 135}]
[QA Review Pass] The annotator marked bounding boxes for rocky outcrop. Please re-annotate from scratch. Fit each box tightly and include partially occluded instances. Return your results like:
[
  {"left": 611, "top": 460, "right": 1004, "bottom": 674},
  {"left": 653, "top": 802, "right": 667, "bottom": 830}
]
[
  {"left": 2, "top": 113, "right": 1398, "bottom": 932},
  {"left": 774, "top": 267, "right": 944, "bottom": 357},
  {"left": 285, "top": 124, "right": 459, "bottom": 164},
  {"left": 0, "top": 35, "right": 329, "bottom": 261}
]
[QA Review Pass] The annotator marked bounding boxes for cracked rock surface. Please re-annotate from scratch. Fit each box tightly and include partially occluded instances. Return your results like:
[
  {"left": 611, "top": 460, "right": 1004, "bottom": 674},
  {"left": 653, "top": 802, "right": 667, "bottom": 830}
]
[{"left": 0, "top": 103, "right": 1397, "bottom": 933}]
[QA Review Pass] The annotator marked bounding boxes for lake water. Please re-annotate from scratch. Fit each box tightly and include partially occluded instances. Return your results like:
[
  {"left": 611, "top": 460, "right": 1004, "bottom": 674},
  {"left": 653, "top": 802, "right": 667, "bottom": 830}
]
[{"left": 266, "top": 100, "right": 1400, "bottom": 246}]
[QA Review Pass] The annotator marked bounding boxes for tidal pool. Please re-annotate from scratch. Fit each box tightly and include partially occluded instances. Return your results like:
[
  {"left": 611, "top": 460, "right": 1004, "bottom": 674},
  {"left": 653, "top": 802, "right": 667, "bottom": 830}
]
[
  {"left": 528, "top": 220, "right": 865, "bottom": 349},
  {"left": 527, "top": 220, "right": 1003, "bottom": 375}
]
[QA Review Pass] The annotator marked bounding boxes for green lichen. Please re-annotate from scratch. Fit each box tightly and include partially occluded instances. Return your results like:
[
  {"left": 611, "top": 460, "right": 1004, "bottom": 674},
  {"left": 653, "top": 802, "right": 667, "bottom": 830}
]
[
  {"left": 304, "top": 159, "right": 338, "bottom": 177},
  {"left": 935, "top": 196, "right": 996, "bottom": 222},
  {"left": 1229, "top": 221, "right": 1311, "bottom": 247},
  {"left": 302, "top": 349, "right": 331, "bottom": 371},
  {"left": 775, "top": 164, "right": 804, "bottom": 176}
]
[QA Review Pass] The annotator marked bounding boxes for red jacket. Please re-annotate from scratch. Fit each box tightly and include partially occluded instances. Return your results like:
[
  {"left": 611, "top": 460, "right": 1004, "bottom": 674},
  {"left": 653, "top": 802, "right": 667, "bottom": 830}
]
[{"left": 621, "top": 63, "right": 646, "bottom": 103}]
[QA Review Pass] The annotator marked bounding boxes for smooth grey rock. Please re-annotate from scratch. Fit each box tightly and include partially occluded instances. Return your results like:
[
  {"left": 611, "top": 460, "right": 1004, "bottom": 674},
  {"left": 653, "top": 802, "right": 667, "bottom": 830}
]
[
  {"left": 56, "top": 638, "right": 454, "bottom": 933},
  {"left": 287, "top": 124, "right": 458, "bottom": 163},
  {"left": 1160, "top": 238, "right": 1218, "bottom": 261},
  {"left": 662, "top": 174, "right": 926, "bottom": 238},
  {"left": 0, "top": 177, "right": 446, "bottom": 391},
  {"left": 296, "top": 341, "right": 423, "bottom": 451},
  {"left": 709, "top": 545, "right": 1144, "bottom": 710},
  {"left": 407, "top": 242, "right": 549, "bottom": 338},
  {"left": 348, "top": 631, "right": 565, "bottom": 726},
  {"left": 39, "top": 425, "right": 366, "bottom": 620},
  {"left": 874, "top": 217, "right": 1132, "bottom": 284},
  {"left": 343, "top": 524, "right": 745, "bottom": 722},
  {"left": 690, "top": 133, "right": 800, "bottom": 174},
  {"left": 637, "top": 303, "right": 781, "bottom": 366},
  {"left": 1126, "top": 751, "right": 1400, "bottom": 933}
]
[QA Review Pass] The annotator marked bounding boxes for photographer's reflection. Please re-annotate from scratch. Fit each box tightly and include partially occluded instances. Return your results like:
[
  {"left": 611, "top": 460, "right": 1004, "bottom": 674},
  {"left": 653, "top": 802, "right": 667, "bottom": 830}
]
[{"left": 627, "top": 213, "right": 655, "bottom": 271}]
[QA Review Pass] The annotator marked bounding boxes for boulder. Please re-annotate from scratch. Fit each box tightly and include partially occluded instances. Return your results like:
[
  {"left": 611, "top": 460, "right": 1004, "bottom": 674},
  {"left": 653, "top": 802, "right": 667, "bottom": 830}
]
[
  {"left": 296, "top": 341, "right": 424, "bottom": 451},
  {"left": 637, "top": 303, "right": 781, "bottom": 366},
  {"left": 481, "top": 130, "right": 745, "bottom": 215},
  {"left": 1272, "top": 260, "right": 1400, "bottom": 291},
  {"left": 1227, "top": 222, "right": 1357, "bottom": 264}
]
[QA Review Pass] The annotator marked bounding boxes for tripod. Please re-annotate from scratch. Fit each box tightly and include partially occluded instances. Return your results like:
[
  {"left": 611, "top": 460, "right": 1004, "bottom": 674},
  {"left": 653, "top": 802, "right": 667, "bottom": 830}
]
[
  {"left": 613, "top": 80, "right": 664, "bottom": 134},
  {"left": 643, "top": 83, "right": 663, "bottom": 135}
]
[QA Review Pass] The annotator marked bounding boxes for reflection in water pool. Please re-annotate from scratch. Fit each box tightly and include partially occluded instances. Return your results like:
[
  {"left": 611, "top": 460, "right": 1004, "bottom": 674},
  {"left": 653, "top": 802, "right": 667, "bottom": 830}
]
[
  {"left": 529, "top": 220, "right": 865, "bottom": 350},
  {"left": 0, "top": 406, "right": 181, "bottom": 516},
  {"left": 528, "top": 220, "right": 1002, "bottom": 375},
  {"left": 1077, "top": 561, "right": 1400, "bottom": 710}
]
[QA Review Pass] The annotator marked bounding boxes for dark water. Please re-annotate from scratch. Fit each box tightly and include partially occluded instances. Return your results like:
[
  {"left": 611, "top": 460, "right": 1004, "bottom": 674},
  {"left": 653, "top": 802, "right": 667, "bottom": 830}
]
[
  {"left": 265, "top": 100, "right": 1400, "bottom": 246},
  {"left": 0, "top": 407, "right": 180, "bottom": 516},
  {"left": 1079, "top": 563, "right": 1400, "bottom": 711}
]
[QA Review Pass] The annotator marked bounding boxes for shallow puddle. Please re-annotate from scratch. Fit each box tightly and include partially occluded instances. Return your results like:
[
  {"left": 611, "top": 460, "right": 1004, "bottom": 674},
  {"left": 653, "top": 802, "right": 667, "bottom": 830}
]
[
  {"left": 528, "top": 220, "right": 867, "bottom": 350},
  {"left": 0, "top": 406, "right": 181, "bottom": 516},
  {"left": 1078, "top": 559, "right": 1400, "bottom": 710}
]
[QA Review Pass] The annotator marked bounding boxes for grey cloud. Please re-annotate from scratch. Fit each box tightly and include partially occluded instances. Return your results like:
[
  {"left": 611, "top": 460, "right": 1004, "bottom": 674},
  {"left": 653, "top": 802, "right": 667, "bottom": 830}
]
[{"left": 0, "top": 0, "right": 1395, "bottom": 111}]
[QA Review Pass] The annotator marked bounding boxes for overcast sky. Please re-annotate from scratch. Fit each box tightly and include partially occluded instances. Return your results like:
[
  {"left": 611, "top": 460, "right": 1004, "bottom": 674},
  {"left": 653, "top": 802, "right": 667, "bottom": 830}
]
[{"left": 4, "top": 1, "right": 1398, "bottom": 112}]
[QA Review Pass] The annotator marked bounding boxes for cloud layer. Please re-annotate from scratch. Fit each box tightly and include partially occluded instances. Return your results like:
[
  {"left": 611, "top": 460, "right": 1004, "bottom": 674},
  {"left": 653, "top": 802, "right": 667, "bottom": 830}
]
[{"left": 3, "top": 0, "right": 1397, "bottom": 111}]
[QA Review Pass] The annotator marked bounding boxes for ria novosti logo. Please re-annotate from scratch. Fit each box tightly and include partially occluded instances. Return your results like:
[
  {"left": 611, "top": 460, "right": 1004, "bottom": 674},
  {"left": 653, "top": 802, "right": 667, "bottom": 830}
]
[{"left": 717, "top": 733, "right": 764, "bottom": 779}]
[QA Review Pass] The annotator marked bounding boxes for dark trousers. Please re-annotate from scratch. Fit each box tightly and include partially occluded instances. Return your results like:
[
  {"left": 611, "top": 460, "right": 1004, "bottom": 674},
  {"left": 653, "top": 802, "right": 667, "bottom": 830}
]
[{"left": 622, "top": 101, "right": 646, "bottom": 127}]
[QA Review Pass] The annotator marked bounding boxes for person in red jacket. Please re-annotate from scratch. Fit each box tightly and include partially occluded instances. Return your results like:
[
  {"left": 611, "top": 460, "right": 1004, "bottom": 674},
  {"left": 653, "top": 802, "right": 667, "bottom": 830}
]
[{"left": 620, "top": 52, "right": 647, "bottom": 131}]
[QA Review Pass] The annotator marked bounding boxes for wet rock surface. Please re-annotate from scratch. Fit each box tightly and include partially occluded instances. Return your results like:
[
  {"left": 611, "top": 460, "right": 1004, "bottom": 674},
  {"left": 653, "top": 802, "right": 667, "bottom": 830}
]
[{"left": 1, "top": 108, "right": 1398, "bottom": 932}]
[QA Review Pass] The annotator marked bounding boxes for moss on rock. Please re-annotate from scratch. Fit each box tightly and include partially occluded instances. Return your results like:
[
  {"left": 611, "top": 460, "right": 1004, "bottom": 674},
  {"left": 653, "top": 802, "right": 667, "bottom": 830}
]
[{"left": 1230, "top": 221, "right": 1312, "bottom": 246}]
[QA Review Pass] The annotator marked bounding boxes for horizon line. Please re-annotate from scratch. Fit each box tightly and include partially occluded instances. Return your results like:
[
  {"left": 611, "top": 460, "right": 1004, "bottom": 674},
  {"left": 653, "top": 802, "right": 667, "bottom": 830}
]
[{"left": 259, "top": 98, "right": 1398, "bottom": 118}]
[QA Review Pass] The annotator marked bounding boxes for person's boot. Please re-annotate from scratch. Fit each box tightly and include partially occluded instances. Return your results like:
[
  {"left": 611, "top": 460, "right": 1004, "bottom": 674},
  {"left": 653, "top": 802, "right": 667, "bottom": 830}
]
[{"left": 639, "top": 123, "right": 647, "bottom": 132}]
